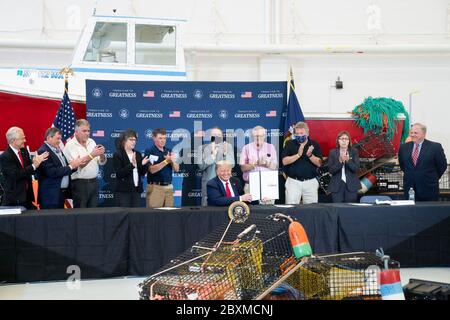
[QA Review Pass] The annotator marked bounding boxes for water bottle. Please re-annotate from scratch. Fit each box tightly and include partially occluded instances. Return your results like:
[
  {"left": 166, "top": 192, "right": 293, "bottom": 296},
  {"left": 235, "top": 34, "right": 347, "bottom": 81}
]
[{"left": 408, "top": 187, "right": 415, "bottom": 201}]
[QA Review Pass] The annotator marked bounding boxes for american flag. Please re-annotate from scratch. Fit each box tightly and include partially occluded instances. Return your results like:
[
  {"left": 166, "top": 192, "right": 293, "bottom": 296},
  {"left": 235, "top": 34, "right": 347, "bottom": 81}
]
[
  {"left": 283, "top": 68, "right": 305, "bottom": 147},
  {"left": 266, "top": 110, "right": 277, "bottom": 117},
  {"left": 241, "top": 91, "right": 252, "bottom": 98},
  {"left": 173, "top": 190, "right": 182, "bottom": 197},
  {"left": 143, "top": 90, "right": 155, "bottom": 97},
  {"left": 92, "top": 130, "right": 105, "bottom": 137},
  {"left": 169, "top": 111, "right": 181, "bottom": 118},
  {"left": 53, "top": 80, "right": 76, "bottom": 143}
]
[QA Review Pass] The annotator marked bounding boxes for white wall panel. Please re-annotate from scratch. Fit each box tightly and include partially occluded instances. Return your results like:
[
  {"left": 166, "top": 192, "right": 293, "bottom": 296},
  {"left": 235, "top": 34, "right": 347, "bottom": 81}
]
[{"left": 0, "top": 0, "right": 449, "bottom": 156}]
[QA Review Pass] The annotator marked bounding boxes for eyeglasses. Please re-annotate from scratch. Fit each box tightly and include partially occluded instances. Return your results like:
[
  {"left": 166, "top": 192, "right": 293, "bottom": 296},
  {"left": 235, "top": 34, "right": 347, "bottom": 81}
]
[{"left": 339, "top": 137, "right": 349, "bottom": 141}]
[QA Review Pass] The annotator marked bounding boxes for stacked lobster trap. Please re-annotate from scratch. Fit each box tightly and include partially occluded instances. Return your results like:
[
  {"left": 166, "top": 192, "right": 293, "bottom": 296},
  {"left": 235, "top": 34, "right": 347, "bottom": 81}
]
[
  {"left": 317, "top": 133, "right": 397, "bottom": 195},
  {"left": 139, "top": 207, "right": 393, "bottom": 300},
  {"left": 139, "top": 213, "right": 293, "bottom": 300}
]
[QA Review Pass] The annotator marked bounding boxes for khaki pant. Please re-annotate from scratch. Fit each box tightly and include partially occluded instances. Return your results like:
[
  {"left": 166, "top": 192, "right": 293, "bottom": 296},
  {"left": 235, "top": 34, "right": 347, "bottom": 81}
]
[
  {"left": 146, "top": 184, "right": 174, "bottom": 208},
  {"left": 285, "top": 177, "right": 319, "bottom": 204}
]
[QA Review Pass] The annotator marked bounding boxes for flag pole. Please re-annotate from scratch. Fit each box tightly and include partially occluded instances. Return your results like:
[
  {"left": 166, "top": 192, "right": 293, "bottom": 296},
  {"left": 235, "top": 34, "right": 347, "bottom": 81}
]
[{"left": 56, "top": 67, "right": 75, "bottom": 209}]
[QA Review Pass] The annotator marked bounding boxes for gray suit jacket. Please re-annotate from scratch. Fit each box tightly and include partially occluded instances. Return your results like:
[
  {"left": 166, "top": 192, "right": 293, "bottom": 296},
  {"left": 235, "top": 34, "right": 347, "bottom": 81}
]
[{"left": 197, "top": 142, "right": 235, "bottom": 206}]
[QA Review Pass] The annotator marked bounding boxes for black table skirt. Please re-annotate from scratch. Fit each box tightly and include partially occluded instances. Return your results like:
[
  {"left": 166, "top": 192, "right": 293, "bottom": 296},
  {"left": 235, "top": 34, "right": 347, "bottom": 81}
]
[{"left": 1, "top": 202, "right": 449, "bottom": 283}]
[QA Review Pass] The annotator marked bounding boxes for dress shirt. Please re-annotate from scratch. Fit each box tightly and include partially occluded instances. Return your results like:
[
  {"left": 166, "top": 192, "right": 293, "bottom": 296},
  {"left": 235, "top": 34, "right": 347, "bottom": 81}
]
[
  {"left": 219, "top": 178, "right": 235, "bottom": 197},
  {"left": 63, "top": 137, "right": 107, "bottom": 180},
  {"left": 240, "top": 142, "right": 278, "bottom": 182}
]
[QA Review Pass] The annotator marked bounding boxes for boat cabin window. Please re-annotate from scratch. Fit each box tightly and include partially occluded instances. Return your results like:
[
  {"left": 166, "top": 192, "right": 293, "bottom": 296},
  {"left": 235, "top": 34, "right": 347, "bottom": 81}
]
[
  {"left": 83, "top": 22, "right": 127, "bottom": 63},
  {"left": 135, "top": 24, "right": 176, "bottom": 66}
]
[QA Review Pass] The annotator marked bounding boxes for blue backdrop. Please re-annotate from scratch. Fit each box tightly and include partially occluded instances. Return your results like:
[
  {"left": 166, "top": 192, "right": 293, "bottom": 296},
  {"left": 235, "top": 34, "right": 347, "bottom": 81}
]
[{"left": 86, "top": 80, "right": 287, "bottom": 206}]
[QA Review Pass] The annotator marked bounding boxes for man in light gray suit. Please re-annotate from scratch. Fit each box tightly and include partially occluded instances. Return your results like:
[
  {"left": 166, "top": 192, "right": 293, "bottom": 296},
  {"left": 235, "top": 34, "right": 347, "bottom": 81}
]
[{"left": 197, "top": 127, "right": 235, "bottom": 206}]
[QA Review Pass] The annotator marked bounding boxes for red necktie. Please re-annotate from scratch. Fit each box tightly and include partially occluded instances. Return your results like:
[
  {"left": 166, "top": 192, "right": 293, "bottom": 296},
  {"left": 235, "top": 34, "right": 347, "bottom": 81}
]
[
  {"left": 225, "top": 181, "right": 232, "bottom": 198},
  {"left": 412, "top": 144, "right": 419, "bottom": 166},
  {"left": 18, "top": 150, "right": 28, "bottom": 190},
  {"left": 17, "top": 150, "right": 25, "bottom": 168}
]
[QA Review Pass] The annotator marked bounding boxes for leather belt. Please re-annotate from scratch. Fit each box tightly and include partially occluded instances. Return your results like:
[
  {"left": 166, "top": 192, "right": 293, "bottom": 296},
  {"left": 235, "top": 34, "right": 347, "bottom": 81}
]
[
  {"left": 290, "top": 176, "right": 315, "bottom": 182},
  {"left": 149, "top": 182, "right": 170, "bottom": 186},
  {"left": 74, "top": 178, "right": 97, "bottom": 183}
]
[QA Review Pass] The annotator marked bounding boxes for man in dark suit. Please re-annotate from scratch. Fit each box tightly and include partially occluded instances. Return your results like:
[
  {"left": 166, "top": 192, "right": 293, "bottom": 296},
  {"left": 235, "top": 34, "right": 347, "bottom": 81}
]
[
  {"left": 197, "top": 127, "right": 235, "bottom": 206},
  {"left": 398, "top": 123, "right": 447, "bottom": 201},
  {"left": 207, "top": 160, "right": 252, "bottom": 206},
  {"left": 37, "top": 127, "right": 85, "bottom": 209},
  {"left": 0, "top": 127, "right": 48, "bottom": 209}
]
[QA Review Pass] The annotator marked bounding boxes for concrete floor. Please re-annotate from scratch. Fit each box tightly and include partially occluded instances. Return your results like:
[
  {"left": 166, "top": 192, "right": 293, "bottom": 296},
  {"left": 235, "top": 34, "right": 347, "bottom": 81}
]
[{"left": 1, "top": 268, "right": 449, "bottom": 300}]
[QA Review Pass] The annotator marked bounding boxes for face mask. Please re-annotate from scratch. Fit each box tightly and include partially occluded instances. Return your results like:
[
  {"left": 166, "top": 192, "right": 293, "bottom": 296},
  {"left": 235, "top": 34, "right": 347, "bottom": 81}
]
[{"left": 294, "top": 135, "right": 307, "bottom": 143}]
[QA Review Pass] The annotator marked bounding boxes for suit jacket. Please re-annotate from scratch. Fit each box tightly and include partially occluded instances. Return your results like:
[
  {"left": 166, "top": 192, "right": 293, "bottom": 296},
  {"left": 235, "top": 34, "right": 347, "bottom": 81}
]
[
  {"left": 398, "top": 139, "right": 447, "bottom": 201},
  {"left": 197, "top": 142, "right": 235, "bottom": 206},
  {"left": 207, "top": 176, "right": 244, "bottom": 206},
  {"left": 113, "top": 148, "right": 146, "bottom": 193},
  {"left": 37, "top": 143, "right": 74, "bottom": 208},
  {"left": 327, "top": 147, "right": 361, "bottom": 193},
  {"left": 0, "top": 146, "right": 35, "bottom": 208}
]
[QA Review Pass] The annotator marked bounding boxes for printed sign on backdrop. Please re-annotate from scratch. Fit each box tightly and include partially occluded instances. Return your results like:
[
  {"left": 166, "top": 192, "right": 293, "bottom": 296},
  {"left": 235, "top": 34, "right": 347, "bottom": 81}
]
[{"left": 86, "top": 80, "right": 287, "bottom": 206}]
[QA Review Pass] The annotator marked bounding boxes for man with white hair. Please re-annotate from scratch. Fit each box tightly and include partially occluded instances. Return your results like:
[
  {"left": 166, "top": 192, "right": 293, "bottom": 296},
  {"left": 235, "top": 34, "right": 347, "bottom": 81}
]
[
  {"left": 398, "top": 123, "right": 447, "bottom": 201},
  {"left": 240, "top": 125, "right": 278, "bottom": 204},
  {"left": 0, "top": 127, "right": 48, "bottom": 209}
]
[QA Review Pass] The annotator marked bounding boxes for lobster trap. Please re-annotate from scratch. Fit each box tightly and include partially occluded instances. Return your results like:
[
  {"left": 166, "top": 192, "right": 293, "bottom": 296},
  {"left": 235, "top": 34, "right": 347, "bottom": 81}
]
[
  {"left": 284, "top": 252, "right": 385, "bottom": 300},
  {"left": 139, "top": 213, "right": 294, "bottom": 300},
  {"left": 317, "top": 133, "right": 397, "bottom": 194},
  {"left": 355, "top": 133, "right": 397, "bottom": 177},
  {"left": 139, "top": 207, "right": 396, "bottom": 300}
]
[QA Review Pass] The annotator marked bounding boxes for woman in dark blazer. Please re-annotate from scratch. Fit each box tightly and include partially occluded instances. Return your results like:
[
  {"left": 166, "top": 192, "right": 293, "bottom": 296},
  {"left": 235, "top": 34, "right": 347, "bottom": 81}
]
[
  {"left": 327, "top": 131, "right": 360, "bottom": 203},
  {"left": 113, "top": 129, "right": 149, "bottom": 207}
]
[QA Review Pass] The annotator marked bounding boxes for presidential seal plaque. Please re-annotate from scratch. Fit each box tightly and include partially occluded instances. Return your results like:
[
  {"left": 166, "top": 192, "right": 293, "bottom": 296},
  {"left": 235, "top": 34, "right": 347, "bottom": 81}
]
[{"left": 227, "top": 201, "right": 250, "bottom": 223}]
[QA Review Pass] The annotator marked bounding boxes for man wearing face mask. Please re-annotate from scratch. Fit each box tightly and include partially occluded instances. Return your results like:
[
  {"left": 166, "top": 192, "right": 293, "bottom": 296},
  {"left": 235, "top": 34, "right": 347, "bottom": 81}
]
[
  {"left": 240, "top": 125, "right": 278, "bottom": 204},
  {"left": 197, "top": 127, "right": 235, "bottom": 206},
  {"left": 281, "top": 121, "right": 323, "bottom": 204}
]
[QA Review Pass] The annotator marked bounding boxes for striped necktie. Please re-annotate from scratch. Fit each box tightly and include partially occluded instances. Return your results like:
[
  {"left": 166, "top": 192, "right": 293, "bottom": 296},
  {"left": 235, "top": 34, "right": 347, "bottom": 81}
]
[{"left": 412, "top": 143, "right": 419, "bottom": 166}]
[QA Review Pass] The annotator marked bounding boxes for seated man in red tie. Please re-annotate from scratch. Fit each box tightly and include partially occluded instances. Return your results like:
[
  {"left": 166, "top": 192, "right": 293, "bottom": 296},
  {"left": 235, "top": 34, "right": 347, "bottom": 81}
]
[
  {"left": 206, "top": 160, "right": 252, "bottom": 206},
  {"left": 398, "top": 123, "right": 447, "bottom": 201},
  {"left": 0, "top": 127, "right": 48, "bottom": 209}
]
